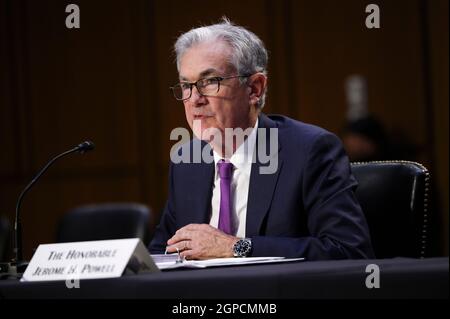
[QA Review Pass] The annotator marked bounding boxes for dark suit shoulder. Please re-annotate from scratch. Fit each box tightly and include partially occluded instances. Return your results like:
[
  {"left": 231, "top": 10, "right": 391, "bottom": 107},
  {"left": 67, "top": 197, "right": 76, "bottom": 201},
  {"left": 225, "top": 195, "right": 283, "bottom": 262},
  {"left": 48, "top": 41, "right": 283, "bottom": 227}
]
[
  {"left": 264, "top": 114, "right": 339, "bottom": 152},
  {"left": 266, "top": 114, "right": 329, "bottom": 136}
]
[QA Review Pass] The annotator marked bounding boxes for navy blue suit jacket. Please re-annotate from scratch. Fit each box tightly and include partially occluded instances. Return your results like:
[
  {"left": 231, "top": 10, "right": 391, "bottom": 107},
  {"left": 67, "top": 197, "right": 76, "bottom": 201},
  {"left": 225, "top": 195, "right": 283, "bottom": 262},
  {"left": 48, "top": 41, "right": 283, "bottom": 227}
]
[{"left": 150, "top": 113, "right": 374, "bottom": 260}]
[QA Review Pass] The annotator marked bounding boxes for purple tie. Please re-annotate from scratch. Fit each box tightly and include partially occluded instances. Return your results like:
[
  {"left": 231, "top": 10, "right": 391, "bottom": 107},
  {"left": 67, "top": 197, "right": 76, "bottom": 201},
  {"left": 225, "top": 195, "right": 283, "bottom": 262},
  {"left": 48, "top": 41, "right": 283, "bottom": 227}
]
[{"left": 218, "top": 160, "right": 233, "bottom": 234}]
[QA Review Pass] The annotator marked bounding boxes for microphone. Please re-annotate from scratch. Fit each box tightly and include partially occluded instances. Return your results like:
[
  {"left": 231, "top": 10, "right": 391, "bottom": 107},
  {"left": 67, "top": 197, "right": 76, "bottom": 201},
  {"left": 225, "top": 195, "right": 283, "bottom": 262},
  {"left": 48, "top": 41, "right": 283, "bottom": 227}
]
[
  {"left": 76, "top": 140, "right": 95, "bottom": 153},
  {"left": 12, "top": 140, "right": 95, "bottom": 273}
]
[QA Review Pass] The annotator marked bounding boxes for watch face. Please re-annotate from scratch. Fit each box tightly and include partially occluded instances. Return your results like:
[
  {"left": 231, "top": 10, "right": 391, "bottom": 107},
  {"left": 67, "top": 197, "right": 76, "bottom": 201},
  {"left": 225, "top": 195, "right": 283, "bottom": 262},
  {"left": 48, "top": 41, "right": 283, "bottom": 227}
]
[{"left": 234, "top": 239, "right": 252, "bottom": 257}]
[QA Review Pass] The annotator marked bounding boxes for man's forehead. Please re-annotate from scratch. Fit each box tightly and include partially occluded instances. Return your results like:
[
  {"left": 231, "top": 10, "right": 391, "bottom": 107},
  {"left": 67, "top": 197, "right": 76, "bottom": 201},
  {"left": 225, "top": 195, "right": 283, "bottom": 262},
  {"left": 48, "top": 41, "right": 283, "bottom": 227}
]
[{"left": 178, "top": 41, "right": 234, "bottom": 80}]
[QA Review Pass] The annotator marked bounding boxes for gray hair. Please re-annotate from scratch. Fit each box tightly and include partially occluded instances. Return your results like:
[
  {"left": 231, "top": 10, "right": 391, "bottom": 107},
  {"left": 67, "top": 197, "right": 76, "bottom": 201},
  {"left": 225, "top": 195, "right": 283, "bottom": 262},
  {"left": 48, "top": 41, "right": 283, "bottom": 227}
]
[{"left": 174, "top": 18, "right": 268, "bottom": 109}]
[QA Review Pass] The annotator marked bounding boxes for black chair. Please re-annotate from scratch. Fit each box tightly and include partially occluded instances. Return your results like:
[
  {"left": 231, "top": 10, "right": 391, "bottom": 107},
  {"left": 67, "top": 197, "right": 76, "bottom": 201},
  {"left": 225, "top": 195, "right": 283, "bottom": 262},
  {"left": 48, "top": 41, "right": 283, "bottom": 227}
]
[
  {"left": 56, "top": 203, "right": 151, "bottom": 245},
  {"left": 351, "top": 161, "right": 430, "bottom": 259}
]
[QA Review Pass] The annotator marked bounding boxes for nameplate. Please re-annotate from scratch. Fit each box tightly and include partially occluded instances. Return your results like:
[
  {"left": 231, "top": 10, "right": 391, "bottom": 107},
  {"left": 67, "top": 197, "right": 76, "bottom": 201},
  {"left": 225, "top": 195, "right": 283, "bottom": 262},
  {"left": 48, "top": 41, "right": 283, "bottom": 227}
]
[{"left": 21, "top": 238, "right": 159, "bottom": 282}]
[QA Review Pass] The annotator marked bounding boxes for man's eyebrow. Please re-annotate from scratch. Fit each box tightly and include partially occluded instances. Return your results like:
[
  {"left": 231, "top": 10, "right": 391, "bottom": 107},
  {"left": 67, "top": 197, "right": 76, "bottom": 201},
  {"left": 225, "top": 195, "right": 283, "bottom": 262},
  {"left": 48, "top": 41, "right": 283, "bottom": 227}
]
[
  {"left": 199, "top": 68, "right": 219, "bottom": 78},
  {"left": 179, "top": 68, "right": 220, "bottom": 82}
]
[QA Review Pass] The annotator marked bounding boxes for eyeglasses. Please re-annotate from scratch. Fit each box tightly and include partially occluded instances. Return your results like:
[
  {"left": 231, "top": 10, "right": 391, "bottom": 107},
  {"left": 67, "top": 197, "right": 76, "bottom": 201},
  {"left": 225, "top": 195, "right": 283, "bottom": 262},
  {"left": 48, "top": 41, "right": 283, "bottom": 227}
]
[{"left": 170, "top": 75, "right": 251, "bottom": 101}]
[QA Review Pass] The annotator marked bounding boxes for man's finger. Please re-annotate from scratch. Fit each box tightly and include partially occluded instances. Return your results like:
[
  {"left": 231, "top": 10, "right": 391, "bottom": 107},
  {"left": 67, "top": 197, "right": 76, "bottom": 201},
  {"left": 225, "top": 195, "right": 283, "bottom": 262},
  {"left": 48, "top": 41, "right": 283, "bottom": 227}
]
[
  {"left": 167, "top": 230, "right": 193, "bottom": 245},
  {"left": 165, "top": 241, "right": 190, "bottom": 253},
  {"left": 165, "top": 245, "right": 178, "bottom": 254}
]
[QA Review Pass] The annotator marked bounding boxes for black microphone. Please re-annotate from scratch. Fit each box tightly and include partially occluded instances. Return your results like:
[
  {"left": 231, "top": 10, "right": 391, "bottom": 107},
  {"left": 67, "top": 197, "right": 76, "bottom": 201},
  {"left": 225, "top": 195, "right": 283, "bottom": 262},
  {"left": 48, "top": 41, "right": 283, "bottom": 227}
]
[{"left": 13, "top": 140, "right": 95, "bottom": 273}]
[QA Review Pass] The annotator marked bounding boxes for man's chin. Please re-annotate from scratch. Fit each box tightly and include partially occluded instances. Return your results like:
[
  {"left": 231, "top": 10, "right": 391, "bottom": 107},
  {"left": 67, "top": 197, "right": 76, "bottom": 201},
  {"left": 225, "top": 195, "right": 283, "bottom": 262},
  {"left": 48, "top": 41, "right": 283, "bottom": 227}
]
[
  {"left": 191, "top": 120, "right": 221, "bottom": 141},
  {"left": 192, "top": 129, "right": 215, "bottom": 143}
]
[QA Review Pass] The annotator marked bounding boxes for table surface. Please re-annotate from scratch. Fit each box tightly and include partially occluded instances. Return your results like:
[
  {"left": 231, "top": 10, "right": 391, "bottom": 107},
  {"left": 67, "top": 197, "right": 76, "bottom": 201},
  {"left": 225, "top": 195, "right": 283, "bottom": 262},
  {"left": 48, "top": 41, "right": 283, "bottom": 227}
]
[{"left": 0, "top": 257, "right": 447, "bottom": 299}]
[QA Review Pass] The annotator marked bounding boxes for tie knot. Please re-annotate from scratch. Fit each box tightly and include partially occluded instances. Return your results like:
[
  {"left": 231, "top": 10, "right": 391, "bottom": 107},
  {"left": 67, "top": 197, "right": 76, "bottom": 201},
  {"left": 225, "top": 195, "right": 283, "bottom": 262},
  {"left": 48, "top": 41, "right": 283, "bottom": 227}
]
[{"left": 218, "top": 160, "right": 233, "bottom": 179}]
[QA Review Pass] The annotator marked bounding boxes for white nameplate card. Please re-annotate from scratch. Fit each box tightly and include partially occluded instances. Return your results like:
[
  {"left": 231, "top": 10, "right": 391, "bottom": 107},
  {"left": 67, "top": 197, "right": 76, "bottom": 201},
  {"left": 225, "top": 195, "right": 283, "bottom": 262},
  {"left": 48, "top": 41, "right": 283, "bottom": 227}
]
[{"left": 21, "top": 238, "right": 159, "bottom": 282}]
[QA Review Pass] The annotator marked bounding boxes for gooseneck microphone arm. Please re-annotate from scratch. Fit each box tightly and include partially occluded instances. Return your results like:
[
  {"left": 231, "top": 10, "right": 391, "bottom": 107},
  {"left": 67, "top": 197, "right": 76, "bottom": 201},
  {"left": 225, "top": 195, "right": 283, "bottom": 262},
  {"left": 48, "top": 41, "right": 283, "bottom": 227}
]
[{"left": 14, "top": 141, "right": 95, "bottom": 265}]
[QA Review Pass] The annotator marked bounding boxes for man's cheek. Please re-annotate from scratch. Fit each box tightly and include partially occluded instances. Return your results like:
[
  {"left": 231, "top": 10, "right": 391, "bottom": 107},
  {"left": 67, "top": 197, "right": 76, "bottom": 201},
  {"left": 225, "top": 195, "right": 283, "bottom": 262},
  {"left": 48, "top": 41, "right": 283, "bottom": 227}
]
[{"left": 184, "top": 106, "right": 192, "bottom": 120}]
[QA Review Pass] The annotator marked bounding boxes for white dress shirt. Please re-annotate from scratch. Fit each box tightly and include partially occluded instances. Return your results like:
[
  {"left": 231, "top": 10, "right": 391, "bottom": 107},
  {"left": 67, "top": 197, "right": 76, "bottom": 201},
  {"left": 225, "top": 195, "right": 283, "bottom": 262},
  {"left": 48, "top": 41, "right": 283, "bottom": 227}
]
[{"left": 209, "top": 119, "right": 258, "bottom": 238}]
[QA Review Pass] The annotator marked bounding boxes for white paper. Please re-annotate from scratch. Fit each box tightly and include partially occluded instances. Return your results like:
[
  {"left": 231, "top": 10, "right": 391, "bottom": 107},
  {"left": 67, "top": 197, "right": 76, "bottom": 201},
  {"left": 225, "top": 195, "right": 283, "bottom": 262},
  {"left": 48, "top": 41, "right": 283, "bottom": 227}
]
[{"left": 152, "top": 255, "right": 304, "bottom": 270}]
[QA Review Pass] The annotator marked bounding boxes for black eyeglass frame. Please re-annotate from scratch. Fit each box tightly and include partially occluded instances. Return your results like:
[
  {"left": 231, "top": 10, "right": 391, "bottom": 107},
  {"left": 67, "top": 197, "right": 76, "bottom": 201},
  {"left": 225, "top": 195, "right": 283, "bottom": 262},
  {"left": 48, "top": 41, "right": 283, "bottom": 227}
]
[{"left": 170, "top": 74, "right": 252, "bottom": 101}]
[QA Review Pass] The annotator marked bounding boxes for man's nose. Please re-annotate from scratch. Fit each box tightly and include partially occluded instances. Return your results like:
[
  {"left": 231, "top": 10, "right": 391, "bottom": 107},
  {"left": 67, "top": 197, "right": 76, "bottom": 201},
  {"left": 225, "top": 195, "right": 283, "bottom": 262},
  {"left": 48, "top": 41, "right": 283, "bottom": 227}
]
[{"left": 190, "top": 86, "right": 206, "bottom": 105}]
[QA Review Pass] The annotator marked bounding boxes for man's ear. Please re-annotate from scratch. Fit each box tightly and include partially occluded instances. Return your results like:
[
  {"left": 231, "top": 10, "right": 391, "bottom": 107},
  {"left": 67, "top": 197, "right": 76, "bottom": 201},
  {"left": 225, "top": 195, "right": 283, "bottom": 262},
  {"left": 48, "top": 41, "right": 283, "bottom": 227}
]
[{"left": 247, "top": 73, "right": 267, "bottom": 106}]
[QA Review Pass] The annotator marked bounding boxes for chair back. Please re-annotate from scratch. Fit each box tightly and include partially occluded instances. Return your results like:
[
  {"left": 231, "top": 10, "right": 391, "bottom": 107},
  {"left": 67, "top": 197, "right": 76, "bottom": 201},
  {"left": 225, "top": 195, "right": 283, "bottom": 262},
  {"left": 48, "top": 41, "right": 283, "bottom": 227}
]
[
  {"left": 351, "top": 161, "right": 430, "bottom": 258},
  {"left": 57, "top": 203, "right": 151, "bottom": 245}
]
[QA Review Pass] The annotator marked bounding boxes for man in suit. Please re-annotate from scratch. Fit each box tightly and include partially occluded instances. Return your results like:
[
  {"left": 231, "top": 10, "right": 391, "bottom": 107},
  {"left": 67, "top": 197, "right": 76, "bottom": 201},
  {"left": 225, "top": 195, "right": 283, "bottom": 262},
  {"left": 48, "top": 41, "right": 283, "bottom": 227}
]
[{"left": 149, "top": 18, "right": 374, "bottom": 260}]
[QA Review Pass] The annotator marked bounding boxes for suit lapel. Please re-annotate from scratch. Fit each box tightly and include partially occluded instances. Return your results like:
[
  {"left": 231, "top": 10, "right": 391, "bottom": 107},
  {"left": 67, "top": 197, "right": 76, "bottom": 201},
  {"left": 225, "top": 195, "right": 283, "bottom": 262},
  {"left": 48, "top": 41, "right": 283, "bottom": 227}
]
[
  {"left": 246, "top": 114, "right": 283, "bottom": 237},
  {"left": 184, "top": 141, "right": 215, "bottom": 225}
]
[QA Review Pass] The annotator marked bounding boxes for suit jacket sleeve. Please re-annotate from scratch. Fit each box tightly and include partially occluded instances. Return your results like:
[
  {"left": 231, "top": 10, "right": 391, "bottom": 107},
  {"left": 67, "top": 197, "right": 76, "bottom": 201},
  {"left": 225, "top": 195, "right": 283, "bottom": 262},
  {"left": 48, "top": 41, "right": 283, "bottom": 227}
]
[
  {"left": 148, "top": 162, "right": 177, "bottom": 254},
  {"left": 250, "top": 131, "right": 375, "bottom": 260}
]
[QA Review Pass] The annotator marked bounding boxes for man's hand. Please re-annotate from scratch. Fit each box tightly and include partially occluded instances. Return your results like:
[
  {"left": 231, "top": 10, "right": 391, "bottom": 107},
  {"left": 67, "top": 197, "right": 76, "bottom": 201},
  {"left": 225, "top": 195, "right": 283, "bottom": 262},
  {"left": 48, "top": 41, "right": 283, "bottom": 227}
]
[{"left": 166, "top": 224, "right": 239, "bottom": 260}]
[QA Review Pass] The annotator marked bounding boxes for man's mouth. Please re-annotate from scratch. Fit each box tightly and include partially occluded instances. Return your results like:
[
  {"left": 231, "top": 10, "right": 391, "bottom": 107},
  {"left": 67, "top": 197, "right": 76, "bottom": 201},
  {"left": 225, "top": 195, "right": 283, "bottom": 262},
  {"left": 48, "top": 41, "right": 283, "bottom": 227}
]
[{"left": 194, "top": 115, "right": 209, "bottom": 120}]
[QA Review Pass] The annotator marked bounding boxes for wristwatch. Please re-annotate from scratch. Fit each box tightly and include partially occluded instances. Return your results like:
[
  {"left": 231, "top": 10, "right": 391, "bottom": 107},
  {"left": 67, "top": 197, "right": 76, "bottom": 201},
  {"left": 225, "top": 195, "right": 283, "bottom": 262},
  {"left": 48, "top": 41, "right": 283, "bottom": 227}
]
[{"left": 233, "top": 238, "right": 252, "bottom": 257}]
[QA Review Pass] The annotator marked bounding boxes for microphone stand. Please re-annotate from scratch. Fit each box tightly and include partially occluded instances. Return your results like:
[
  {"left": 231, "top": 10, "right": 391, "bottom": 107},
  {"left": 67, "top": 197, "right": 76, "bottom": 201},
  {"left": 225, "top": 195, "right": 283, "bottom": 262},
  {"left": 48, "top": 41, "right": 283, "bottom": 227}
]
[{"left": 1, "top": 141, "right": 94, "bottom": 277}]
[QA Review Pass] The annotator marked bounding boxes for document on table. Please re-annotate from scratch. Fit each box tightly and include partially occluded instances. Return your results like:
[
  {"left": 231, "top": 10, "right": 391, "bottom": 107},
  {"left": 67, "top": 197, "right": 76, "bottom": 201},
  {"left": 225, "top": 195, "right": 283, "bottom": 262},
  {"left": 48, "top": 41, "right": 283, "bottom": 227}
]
[{"left": 151, "top": 254, "right": 304, "bottom": 270}]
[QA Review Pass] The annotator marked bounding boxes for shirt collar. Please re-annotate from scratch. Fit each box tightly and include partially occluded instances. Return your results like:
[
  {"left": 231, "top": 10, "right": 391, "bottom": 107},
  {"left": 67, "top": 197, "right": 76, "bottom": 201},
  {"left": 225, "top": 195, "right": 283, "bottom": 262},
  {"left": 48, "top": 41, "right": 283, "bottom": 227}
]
[{"left": 213, "top": 118, "right": 259, "bottom": 172}]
